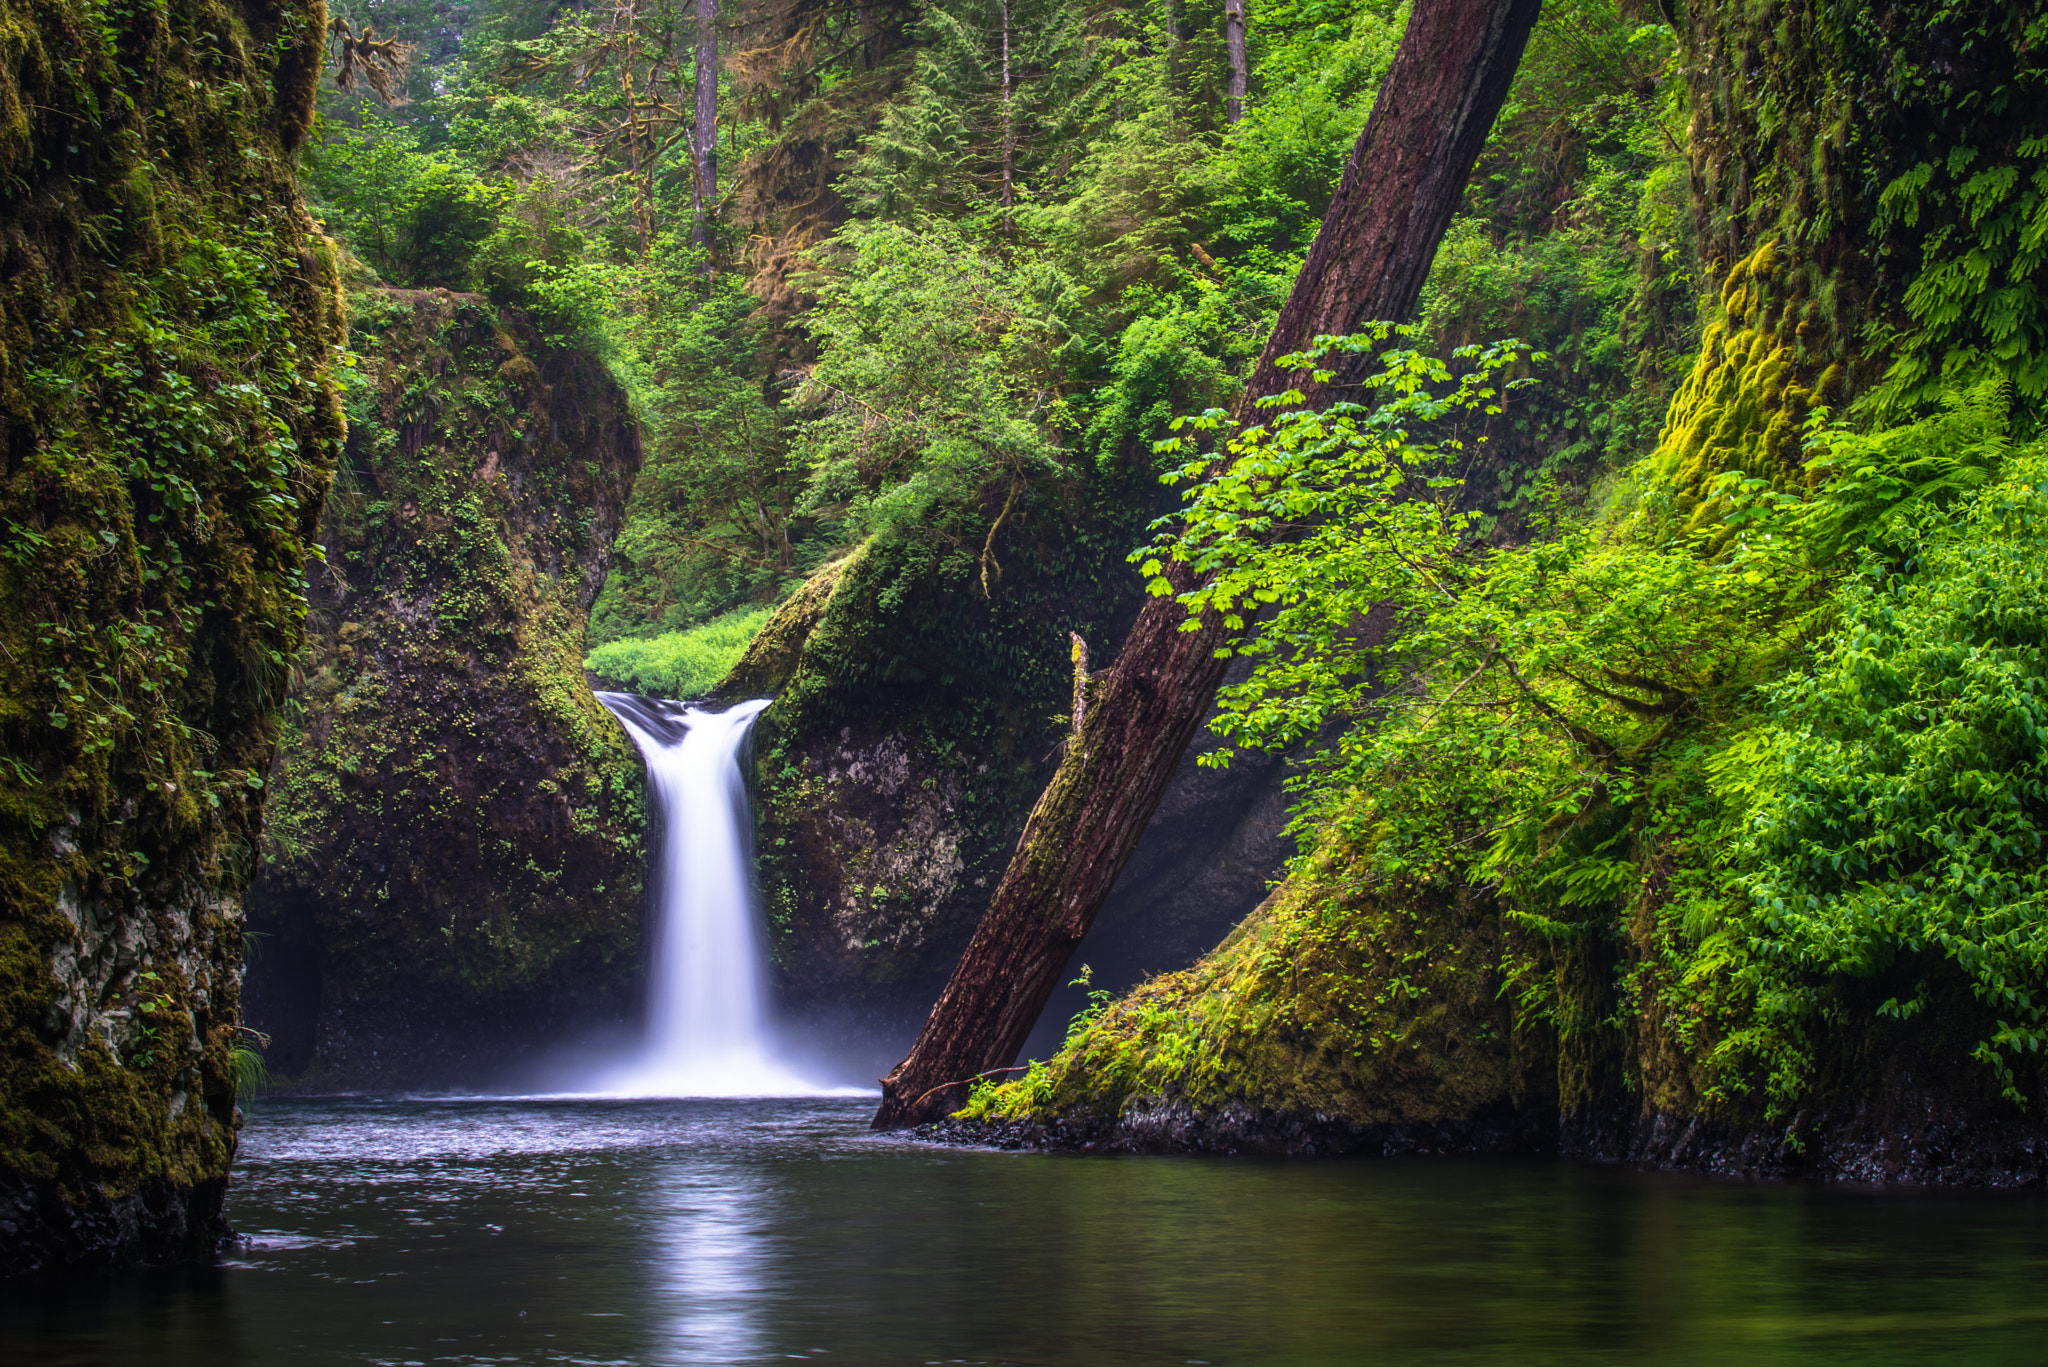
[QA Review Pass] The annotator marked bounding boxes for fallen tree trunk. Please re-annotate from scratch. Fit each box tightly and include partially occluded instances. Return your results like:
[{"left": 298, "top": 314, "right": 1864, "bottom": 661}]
[{"left": 872, "top": 0, "right": 1544, "bottom": 1130}]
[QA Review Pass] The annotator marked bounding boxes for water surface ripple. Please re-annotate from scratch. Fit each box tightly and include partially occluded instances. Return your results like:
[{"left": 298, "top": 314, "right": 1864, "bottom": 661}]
[{"left": 7, "top": 1095, "right": 2048, "bottom": 1365}]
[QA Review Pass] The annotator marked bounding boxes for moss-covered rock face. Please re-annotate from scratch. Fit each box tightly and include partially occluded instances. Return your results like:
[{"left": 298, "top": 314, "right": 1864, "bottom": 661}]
[
  {"left": 725, "top": 529, "right": 1295, "bottom": 1055},
  {"left": 1675, "top": 0, "right": 2048, "bottom": 414},
  {"left": 241, "top": 290, "right": 644, "bottom": 1089},
  {"left": 956, "top": 841, "right": 1541, "bottom": 1155},
  {"left": 1648, "top": 243, "right": 1830, "bottom": 534},
  {"left": 0, "top": 0, "right": 346, "bottom": 1276},
  {"left": 737, "top": 541, "right": 1076, "bottom": 1040},
  {"left": 959, "top": 828, "right": 2044, "bottom": 1182}
]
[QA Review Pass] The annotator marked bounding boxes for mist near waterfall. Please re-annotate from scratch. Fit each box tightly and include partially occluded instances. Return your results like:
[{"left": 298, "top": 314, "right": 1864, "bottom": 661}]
[{"left": 589, "top": 694, "right": 871, "bottom": 1098}]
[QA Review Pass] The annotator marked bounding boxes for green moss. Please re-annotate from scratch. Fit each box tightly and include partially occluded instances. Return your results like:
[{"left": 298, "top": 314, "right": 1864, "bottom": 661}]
[
  {"left": 1646, "top": 242, "right": 1821, "bottom": 535},
  {"left": 245, "top": 290, "right": 645, "bottom": 1081},
  {"left": 0, "top": 0, "right": 344, "bottom": 1267},
  {"left": 966, "top": 834, "right": 1524, "bottom": 1131}
]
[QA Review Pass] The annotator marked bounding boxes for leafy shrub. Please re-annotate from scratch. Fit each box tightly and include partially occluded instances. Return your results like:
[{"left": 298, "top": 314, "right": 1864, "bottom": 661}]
[
  {"left": 1725, "top": 437, "right": 2048, "bottom": 1103},
  {"left": 583, "top": 609, "right": 773, "bottom": 698},
  {"left": 306, "top": 114, "right": 497, "bottom": 289}
]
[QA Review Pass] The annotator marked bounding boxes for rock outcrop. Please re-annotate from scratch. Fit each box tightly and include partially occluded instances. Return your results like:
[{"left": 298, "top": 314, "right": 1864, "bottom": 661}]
[
  {"left": 241, "top": 291, "right": 645, "bottom": 1089},
  {"left": 0, "top": 0, "right": 346, "bottom": 1275},
  {"left": 717, "top": 548, "right": 1293, "bottom": 1066}
]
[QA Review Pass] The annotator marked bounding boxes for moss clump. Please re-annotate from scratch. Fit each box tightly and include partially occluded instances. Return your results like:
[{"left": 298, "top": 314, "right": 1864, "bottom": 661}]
[
  {"left": 964, "top": 833, "right": 1531, "bottom": 1143},
  {"left": 0, "top": 0, "right": 346, "bottom": 1274},
  {"left": 243, "top": 289, "right": 645, "bottom": 1087},
  {"left": 1646, "top": 242, "right": 1828, "bottom": 533}
]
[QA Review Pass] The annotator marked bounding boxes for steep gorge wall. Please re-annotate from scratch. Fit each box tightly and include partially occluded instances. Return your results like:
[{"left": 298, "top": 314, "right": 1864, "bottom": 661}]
[
  {"left": 242, "top": 290, "right": 645, "bottom": 1089},
  {"left": 0, "top": 0, "right": 346, "bottom": 1275},
  {"left": 719, "top": 544, "right": 1293, "bottom": 1065}
]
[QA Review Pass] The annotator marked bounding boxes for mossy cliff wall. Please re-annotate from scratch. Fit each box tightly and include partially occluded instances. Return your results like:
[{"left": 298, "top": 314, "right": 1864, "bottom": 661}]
[
  {"left": 1657, "top": 0, "right": 2048, "bottom": 519},
  {"left": 957, "top": 775, "right": 2048, "bottom": 1178},
  {"left": 721, "top": 528, "right": 1294, "bottom": 1063},
  {"left": 726, "top": 540, "right": 1103, "bottom": 1052},
  {"left": 242, "top": 290, "right": 644, "bottom": 1089},
  {"left": 0, "top": 0, "right": 345, "bottom": 1275}
]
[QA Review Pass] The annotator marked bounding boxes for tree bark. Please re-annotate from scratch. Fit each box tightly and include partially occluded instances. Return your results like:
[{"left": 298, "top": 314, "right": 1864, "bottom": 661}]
[
  {"left": 692, "top": 0, "right": 718, "bottom": 253},
  {"left": 999, "top": 0, "right": 1014, "bottom": 236},
  {"left": 1225, "top": 0, "right": 1247, "bottom": 124},
  {"left": 870, "top": 0, "right": 1543, "bottom": 1131}
]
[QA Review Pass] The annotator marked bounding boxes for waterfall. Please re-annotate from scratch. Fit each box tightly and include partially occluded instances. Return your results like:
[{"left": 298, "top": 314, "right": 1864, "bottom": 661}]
[{"left": 592, "top": 693, "right": 839, "bottom": 1097}]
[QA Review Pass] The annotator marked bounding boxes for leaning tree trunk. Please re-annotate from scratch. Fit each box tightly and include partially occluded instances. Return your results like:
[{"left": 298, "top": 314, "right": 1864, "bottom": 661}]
[{"left": 872, "top": 0, "right": 1543, "bottom": 1130}]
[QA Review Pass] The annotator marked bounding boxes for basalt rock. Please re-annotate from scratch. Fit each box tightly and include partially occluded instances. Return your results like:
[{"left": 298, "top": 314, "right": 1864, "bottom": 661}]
[
  {"left": 723, "top": 545, "right": 1294, "bottom": 1068},
  {"left": 241, "top": 290, "right": 645, "bottom": 1090},
  {"left": 0, "top": 0, "right": 346, "bottom": 1276}
]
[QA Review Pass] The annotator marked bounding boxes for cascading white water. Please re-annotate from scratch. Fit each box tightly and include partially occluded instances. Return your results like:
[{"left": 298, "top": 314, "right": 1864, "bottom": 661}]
[{"left": 592, "top": 693, "right": 837, "bottom": 1097}]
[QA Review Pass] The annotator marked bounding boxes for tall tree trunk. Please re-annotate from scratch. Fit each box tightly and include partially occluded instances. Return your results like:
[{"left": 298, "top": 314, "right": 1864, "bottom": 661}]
[
  {"left": 1163, "top": 0, "right": 1183, "bottom": 97},
  {"left": 1225, "top": 0, "right": 1247, "bottom": 124},
  {"left": 692, "top": 0, "right": 719, "bottom": 254},
  {"left": 999, "top": 0, "right": 1014, "bottom": 236},
  {"left": 871, "top": 0, "right": 1543, "bottom": 1131}
]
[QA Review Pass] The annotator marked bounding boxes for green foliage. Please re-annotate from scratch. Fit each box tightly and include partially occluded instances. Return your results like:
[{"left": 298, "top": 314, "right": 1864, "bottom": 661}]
[
  {"left": 584, "top": 608, "right": 773, "bottom": 697},
  {"left": 287, "top": 0, "right": 2048, "bottom": 1145},
  {"left": 295, "top": 0, "right": 1686, "bottom": 664},
  {"left": 1719, "top": 423, "right": 2048, "bottom": 1105},
  {"left": 230, "top": 1041, "right": 273, "bottom": 1097},
  {"left": 794, "top": 220, "right": 1078, "bottom": 586},
  {"left": 1200, "top": 0, "right": 1402, "bottom": 262},
  {"left": 307, "top": 114, "right": 498, "bottom": 288},
  {"left": 840, "top": 0, "right": 1096, "bottom": 231},
  {"left": 1468, "top": 0, "right": 1678, "bottom": 239},
  {"left": 589, "top": 268, "right": 806, "bottom": 640},
  {"left": 1131, "top": 337, "right": 2048, "bottom": 1122},
  {"left": 1873, "top": 130, "right": 2048, "bottom": 410},
  {"left": 1143, "top": 333, "right": 1797, "bottom": 877},
  {"left": 1409, "top": 2, "right": 1694, "bottom": 524},
  {"left": 1793, "top": 377, "right": 2013, "bottom": 564}
]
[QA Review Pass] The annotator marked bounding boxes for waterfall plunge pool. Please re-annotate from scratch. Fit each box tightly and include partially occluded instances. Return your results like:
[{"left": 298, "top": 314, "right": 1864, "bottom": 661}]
[{"left": 8, "top": 1094, "right": 2048, "bottom": 1365}]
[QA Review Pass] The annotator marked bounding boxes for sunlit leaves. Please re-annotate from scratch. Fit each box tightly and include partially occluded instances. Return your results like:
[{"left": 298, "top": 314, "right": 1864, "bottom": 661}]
[{"left": 1728, "top": 444, "right": 2048, "bottom": 1103}]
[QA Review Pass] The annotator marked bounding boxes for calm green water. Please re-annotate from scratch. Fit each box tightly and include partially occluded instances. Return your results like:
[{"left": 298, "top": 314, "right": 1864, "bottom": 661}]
[{"left": 6, "top": 1095, "right": 2047, "bottom": 1365}]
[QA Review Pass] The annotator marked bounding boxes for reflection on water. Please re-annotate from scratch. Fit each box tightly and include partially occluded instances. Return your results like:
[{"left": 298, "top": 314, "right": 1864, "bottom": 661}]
[
  {"left": 6, "top": 1095, "right": 2048, "bottom": 1366},
  {"left": 651, "top": 1163, "right": 771, "bottom": 1363}
]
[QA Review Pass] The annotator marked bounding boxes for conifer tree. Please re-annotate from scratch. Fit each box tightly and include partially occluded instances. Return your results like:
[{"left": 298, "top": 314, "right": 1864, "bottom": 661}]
[
  {"left": 693, "top": 0, "right": 719, "bottom": 249},
  {"left": 840, "top": 0, "right": 1093, "bottom": 226},
  {"left": 1224, "top": 0, "right": 1246, "bottom": 121}
]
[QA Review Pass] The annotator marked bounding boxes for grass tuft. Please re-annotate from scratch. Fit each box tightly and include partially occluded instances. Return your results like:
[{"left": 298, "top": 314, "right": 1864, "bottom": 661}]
[{"left": 584, "top": 608, "right": 773, "bottom": 699}]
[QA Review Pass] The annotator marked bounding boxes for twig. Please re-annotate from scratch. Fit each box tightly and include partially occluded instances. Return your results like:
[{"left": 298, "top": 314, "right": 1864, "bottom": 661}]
[
  {"left": 909, "top": 1064, "right": 1031, "bottom": 1111},
  {"left": 979, "top": 476, "right": 1021, "bottom": 598}
]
